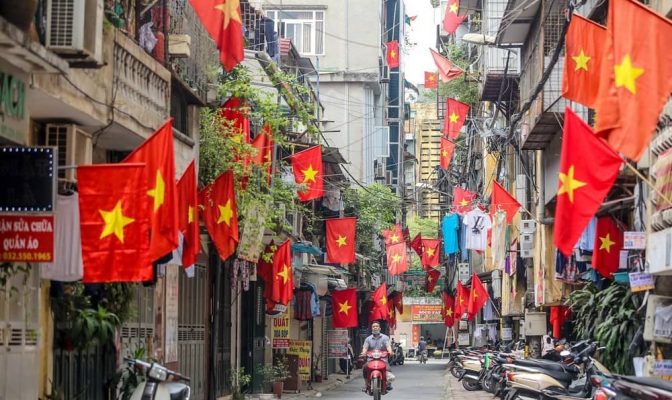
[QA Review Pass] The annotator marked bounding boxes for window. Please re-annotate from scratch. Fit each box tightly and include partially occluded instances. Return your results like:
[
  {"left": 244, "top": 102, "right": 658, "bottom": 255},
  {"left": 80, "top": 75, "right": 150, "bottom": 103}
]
[{"left": 267, "top": 10, "right": 325, "bottom": 56}]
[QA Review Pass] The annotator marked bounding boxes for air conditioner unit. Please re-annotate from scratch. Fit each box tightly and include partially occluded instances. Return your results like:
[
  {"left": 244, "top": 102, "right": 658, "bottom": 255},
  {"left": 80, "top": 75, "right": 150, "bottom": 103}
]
[
  {"left": 45, "top": 124, "right": 92, "bottom": 182},
  {"left": 46, "top": 0, "right": 103, "bottom": 64},
  {"left": 384, "top": 171, "right": 393, "bottom": 185},
  {"left": 375, "top": 162, "right": 385, "bottom": 179},
  {"left": 381, "top": 65, "right": 390, "bottom": 83}
]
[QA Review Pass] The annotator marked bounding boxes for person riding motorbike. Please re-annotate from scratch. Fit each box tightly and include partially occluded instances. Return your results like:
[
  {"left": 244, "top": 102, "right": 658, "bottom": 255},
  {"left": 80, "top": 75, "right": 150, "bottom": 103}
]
[
  {"left": 417, "top": 336, "right": 428, "bottom": 363},
  {"left": 361, "top": 321, "right": 394, "bottom": 390}
]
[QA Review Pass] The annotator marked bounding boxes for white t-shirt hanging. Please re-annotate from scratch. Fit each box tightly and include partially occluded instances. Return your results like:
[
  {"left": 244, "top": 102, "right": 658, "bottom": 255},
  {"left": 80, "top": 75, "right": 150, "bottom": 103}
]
[
  {"left": 40, "top": 194, "right": 84, "bottom": 282},
  {"left": 492, "top": 211, "right": 507, "bottom": 270},
  {"left": 463, "top": 208, "right": 492, "bottom": 251}
]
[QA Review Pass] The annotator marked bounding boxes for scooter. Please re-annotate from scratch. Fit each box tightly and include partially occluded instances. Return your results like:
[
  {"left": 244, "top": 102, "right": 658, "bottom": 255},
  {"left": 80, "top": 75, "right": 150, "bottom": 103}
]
[
  {"left": 390, "top": 343, "right": 404, "bottom": 366},
  {"left": 364, "top": 350, "right": 390, "bottom": 400},
  {"left": 124, "top": 358, "right": 191, "bottom": 400},
  {"left": 417, "top": 349, "right": 428, "bottom": 364},
  {"left": 596, "top": 375, "right": 672, "bottom": 400},
  {"left": 457, "top": 355, "right": 485, "bottom": 391}
]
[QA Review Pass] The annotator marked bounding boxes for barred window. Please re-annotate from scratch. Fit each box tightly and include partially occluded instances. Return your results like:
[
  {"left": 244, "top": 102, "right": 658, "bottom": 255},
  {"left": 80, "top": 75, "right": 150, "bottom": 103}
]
[{"left": 267, "top": 10, "right": 325, "bottom": 56}]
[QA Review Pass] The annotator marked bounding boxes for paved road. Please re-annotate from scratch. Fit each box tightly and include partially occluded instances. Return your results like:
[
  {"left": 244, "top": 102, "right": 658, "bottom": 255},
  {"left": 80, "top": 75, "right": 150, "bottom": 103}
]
[{"left": 303, "top": 359, "right": 493, "bottom": 400}]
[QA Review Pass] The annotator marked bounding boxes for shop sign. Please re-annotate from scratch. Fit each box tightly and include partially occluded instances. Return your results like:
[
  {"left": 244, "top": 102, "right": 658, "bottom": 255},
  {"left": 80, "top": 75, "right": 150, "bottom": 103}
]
[
  {"left": 458, "top": 332, "right": 470, "bottom": 346},
  {"left": 629, "top": 272, "right": 655, "bottom": 292},
  {"left": 410, "top": 304, "right": 444, "bottom": 323},
  {"left": 653, "top": 360, "right": 672, "bottom": 377},
  {"left": 272, "top": 312, "right": 291, "bottom": 349},
  {"left": 623, "top": 232, "right": 646, "bottom": 250},
  {"left": 327, "top": 329, "right": 349, "bottom": 358},
  {"left": 0, "top": 215, "right": 53, "bottom": 262},
  {"left": 0, "top": 71, "right": 27, "bottom": 144},
  {"left": 288, "top": 340, "right": 311, "bottom": 381},
  {"left": 0, "top": 147, "right": 55, "bottom": 213}
]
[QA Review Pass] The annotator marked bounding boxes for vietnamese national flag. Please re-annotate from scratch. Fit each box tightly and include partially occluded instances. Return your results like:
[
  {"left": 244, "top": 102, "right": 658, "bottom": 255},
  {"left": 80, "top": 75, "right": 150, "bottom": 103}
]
[
  {"left": 562, "top": 15, "right": 606, "bottom": 108},
  {"left": 426, "top": 268, "right": 441, "bottom": 292},
  {"left": 123, "top": 119, "right": 179, "bottom": 262},
  {"left": 491, "top": 181, "right": 521, "bottom": 224},
  {"left": 326, "top": 217, "right": 356, "bottom": 264},
  {"left": 386, "top": 40, "right": 400, "bottom": 68},
  {"left": 444, "top": 98, "right": 470, "bottom": 139},
  {"left": 371, "top": 283, "right": 390, "bottom": 321},
  {"left": 442, "top": 291, "right": 456, "bottom": 327},
  {"left": 386, "top": 242, "right": 408, "bottom": 276},
  {"left": 221, "top": 97, "right": 251, "bottom": 145},
  {"left": 592, "top": 217, "right": 624, "bottom": 278},
  {"left": 177, "top": 161, "right": 200, "bottom": 269},
  {"left": 421, "top": 239, "right": 440, "bottom": 269},
  {"left": 389, "top": 291, "right": 403, "bottom": 314},
  {"left": 453, "top": 187, "right": 477, "bottom": 213},
  {"left": 467, "top": 273, "right": 489, "bottom": 320},
  {"left": 430, "top": 49, "right": 464, "bottom": 83},
  {"left": 440, "top": 138, "right": 456, "bottom": 170},
  {"left": 188, "top": 0, "right": 244, "bottom": 71},
  {"left": 291, "top": 146, "right": 324, "bottom": 201},
  {"left": 200, "top": 170, "right": 239, "bottom": 261},
  {"left": 424, "top": 71, "right": 439, "bottom": 89},
  {"left": 382, "top": 223, "right": 403, "bottom": 247},
  {"left": 332, "top": 288, "right": 358, "bottom": 328},
  {"left": 553, "top": 108, "right": 622, "bottom": 256},
  {"left": 594, "top": 0, "right": 672, "bottom": 162},
  {"left": 411, "top": 233, "right": 424, "bottom": 257},
  {"left": 251, "top": 124, "right": 274, "bottom": 183},
  {"left": 78, "top": 164, "right": 151, "bottom": 283},
  {"left": 454, "top": 281, "right": 470, "bottom": 319},
  {"left": 443, "top": 0, "right": 467, "bottom": 34},
  {"left": 271, "top": 240, "right": 294, "bottom": 305}
]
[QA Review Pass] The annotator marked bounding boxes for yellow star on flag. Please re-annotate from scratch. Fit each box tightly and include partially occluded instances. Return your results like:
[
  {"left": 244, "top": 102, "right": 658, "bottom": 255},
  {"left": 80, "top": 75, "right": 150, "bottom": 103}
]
[
  {"left": 599, "top": 233, "right": 616, "bottom": 253},
  {"left": 217, "top": 199, "right": 234, "bottom": 226},
  {"left": 449, "top": 3, "right": 459, "bottom": 13},
  {"left": 188, "top": 205, "right": 195, "bottom": 224},
  {"left": 458, "top": 295, "right": 464, "bottom": 304},
  {"left": 427, "top": 275, "right": 434, "bottom": 282},
  {"left": 214, "top": 0, "right": 242, "bottom": 29},
  {"left": 391, "top": 253, "right": 402, "bottom": 264},
  {"left": 301, "top": 164, "right": 319, "bottom": 184},
  {"left": 426, "top": 247, "right": 435, "bottom": 257},
  {"left": 472, "top": 289, "right": 478, "bottom": 299},
  {"left": 336, "top": 235, "right": 347, "bottom": 247},
  {"left": 99, "top": 200, "right": 135, "bottom": 243},
  {"left": 460, "top": 199, "right": 469, "bottom": 207},
  {"left": 442, "top": 150, "right": 450, "bottom": 158},
  {"left": 390, "top": 50, "right": 397, "bottom": 59},
  {"left": 338, "top": 300, "right": 352, "bottom": 315},
  {"left": 572, "top": 50, "right": 591, "bottom": 71},
  {"left": 446, "top": 308, "right": 453, "bottom": 317},
  {"left": 449, "top": 112, "right": 459, "bottom": 123},
  {"left": 147, "top": 170, "right": 165, "bottom": 212},
  {"left": 277, "top": 264, "right": 290, "bottom": 284},
  {"left": 428, "top": 75, "right": 435, "bottom": 81},
  {"left": 558, "top": 165, "right": 587, "bottom": 203},
  {"left": 614, "top": 54, "right": 644, "bottom": 95},
  {"left": 380, "top": 295, "right": 388, "bottom": 306},
  {"left": 390, "top": 233, "right": 400, "bottom": 243}
]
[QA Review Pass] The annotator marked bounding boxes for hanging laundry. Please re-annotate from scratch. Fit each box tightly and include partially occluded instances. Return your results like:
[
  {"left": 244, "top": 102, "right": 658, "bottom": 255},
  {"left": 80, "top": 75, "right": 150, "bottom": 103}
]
[
  {"left": 463, "top": 208, "right": 492, "bottom": 251},
  {"left": 491, "top": 211, "right": 506, "bottom": 270},
  {"left": 459, "top": 215, "right": 469, "bottom": 261},
  {"left": 576, "top": 217, "right": 597, "bottom": 252},
  {"left": 441, "top": 213, "right": 460, "bottom": 254},
  {"left": 40, "top": 194, "right": 84, "bottom": 282}
]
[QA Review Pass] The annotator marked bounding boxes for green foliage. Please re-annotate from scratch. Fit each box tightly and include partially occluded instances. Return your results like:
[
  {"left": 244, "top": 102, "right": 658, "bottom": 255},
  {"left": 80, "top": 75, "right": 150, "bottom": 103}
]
[
  {"left": 342, "top": 184, "right": 401, "bottom": 263},
  {"left": 254, "top": 361, "right": 289, "bottom": 393},
  {"left": 0, "top": 262, "right": 31, "bottom": 299},
  {"left": 113, "top": 348, "right": 147, "bottom": 400},
  {"left": 438, "top": 43, "right": 479, "bottom": 107},
  {"left": 230, "top": 367, "right": 251, "bottom": 400},
  {"left": 71, "top": 306, "right": 120, "bottom": 348},
  {"left": 566, "top": 283, "right": 645, "bottom": 374},
  {"left": 406, "top": 216, "right": 439, "bottom": 272}
]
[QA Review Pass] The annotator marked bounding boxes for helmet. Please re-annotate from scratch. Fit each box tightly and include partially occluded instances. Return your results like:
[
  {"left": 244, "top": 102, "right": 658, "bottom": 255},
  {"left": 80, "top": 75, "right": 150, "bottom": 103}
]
[{"left": 420, "top": 336, "right": 425, "bottom": 340}]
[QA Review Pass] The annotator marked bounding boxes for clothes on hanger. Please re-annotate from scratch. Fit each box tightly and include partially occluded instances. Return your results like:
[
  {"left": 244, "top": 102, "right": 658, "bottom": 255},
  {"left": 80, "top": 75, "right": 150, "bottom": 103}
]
[
  {"left": 463, "top": 208, "right": 492, "bottom": 251},
  {"left": 459, "top": 215, "right": 469, "bottom": 262},
  {"left": 491, "top": 211, "right": 507, "bottom": 270},
  {"left": 441, "top": 213, "right": 460, "bottom": 254},
  {"left": 40, "top": 194, "right": 84, "bottom": 282}
]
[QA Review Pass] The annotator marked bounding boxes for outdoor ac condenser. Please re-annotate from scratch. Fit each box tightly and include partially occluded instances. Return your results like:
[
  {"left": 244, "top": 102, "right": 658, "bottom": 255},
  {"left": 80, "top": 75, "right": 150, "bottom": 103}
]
[{"left": 46, "top": 0, "right": 103, "bottom": 64}]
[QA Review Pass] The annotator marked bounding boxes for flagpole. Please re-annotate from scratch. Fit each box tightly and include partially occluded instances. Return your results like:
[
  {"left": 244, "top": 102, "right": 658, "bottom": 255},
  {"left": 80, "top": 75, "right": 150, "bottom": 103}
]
[{"left": 622, "top": 160, "right": 672, "bottom": 206}]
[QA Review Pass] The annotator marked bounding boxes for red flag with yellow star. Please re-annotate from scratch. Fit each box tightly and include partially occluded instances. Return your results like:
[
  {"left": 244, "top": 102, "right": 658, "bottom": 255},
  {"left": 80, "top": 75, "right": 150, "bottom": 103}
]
[
  {"left": 491, "top": 181, "right": 521, "bottom": 224},
  {"left": 386, "top": 242, "right": 408, "bottom": 276},
  {"left": 251, "top": 124, "right": 274, "bottom": 183},
  {"left": 221, "top": 97, "right": 251, "bottom": 145},
  {"left": 382, "top": 223, "right": 403, "bottom": 247},
  {"left": 592, "top": 217, "right": 624, "bottom": 278},
  {"left": 326, "top": 217, "right": 356, "bottom": 264},
  {"left": 411, "top": 233, "right": 424, "bottom": 257},
  {"left": 440, "top": 138, "right": 456, "bottom": 170},
  {"left": 78, "top": 164, "right": 151, "bottom": 283},
  {"left": 454, "top": 281, "right": 470, "bottom": 319},
  {"left": 426, "top": 268, "right": 441, "bottom": 292},
  {"left": 444, "top": 98, "right": 470, "bottom": 139},
  {"left": 200, "top": 170, "right": 239, "bottom": 261},
  {"left": 291, "top": 146, "right": 324, "bottom": 202},
  {"left": 371, "top": 283, "right": 390, "bottom": 321},
  {"left": 188, "top": 0, "right": 244, "bottom": 71},
  {"left": 467, "top": 273, "right": 489, "bottom": 320},
  {"left": 553, "top": 108, "right": 622, "bottom": 256},
  {"left": 386, "top": 40, "right": 400, "bottom": 68},
  {"left": 443, "top": 0, "right": 467, "bottom": 34},
  {"left": 424, "top": 71, "right": 438, "bottom": 89},
  {"left": 442, "top": 291, "right": 456, "bottom": 327},
  {"left": 421, "top": 239, "right": 440, "bottom": 270},
  {"left": 332, "top": 288, "right": 358, "bottom": 328},
  {"left": 562, "top": 15, "right": 606, "bottom": 108},
  {"left": 123, "top": 119, "right": 179, "bottom": 262},
  {"left": 430, "top": 49, "right": 464, "bottom": 83},
  {"left": 270, "top": 240, "right": 294, "bottom": 306},
  {"left": 453, "top": 187, "right": 477, "bottom": 213},
  {"left": 177, "top": 161, "right": 200, "bottom": 269},
  {"left": 594, "top": 0, "right": 672, "bottom": 161}
]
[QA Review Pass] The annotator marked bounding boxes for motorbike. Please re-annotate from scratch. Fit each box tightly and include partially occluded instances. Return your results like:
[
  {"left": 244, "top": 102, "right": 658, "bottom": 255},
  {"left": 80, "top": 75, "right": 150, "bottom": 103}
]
[
  {"left": 417, "top": 349, "right": 428, "bottom": 364},
  {"left": 364, "top": 350, "right": 391, "bottom": 400},
  {"left": 595, "top": 375, "right": 672, "bottom": 400},
  {"left": 457, "top": 355, "right": 485, "bottom": 391},
  {"left": 390, "top": 343, "right": 404, "bottom": 366},
  {"left": 124, "top": 358, "right": 191, "bottom": 400}
]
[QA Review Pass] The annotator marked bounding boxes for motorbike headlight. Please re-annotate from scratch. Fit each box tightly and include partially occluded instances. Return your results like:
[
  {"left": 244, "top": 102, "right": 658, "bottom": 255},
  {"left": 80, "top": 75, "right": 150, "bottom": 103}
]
[
  {"left": 148, "top": 364, "right": 168, "bottom": 381},
  {"left": 373, "top": 352, "right": 381, "bottom": 359}
]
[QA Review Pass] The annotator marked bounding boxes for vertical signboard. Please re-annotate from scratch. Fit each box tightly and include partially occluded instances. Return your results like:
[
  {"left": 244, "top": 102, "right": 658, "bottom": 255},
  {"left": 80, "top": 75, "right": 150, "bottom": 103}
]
[
  {"left": 272, "top": 311, "right": 291, "bottom": 349},
  {"left": 288, "top": 340, "right": 312, "bottom": 381},
  {"left": 327, "top": 330, "right": 349, "bottom": 358}
]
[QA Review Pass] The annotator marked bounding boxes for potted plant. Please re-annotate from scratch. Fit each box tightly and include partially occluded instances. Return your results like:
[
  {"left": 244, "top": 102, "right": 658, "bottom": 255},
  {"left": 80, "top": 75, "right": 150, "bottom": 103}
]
[
  {"left": 272, "top": 357, "right": 292, "bottom": 398},
  {"left": 230, "top": 367, "right": 251, "bottom": 400},
  {"left": 255, "top": 363, "right": 277, "bottom": 399}
]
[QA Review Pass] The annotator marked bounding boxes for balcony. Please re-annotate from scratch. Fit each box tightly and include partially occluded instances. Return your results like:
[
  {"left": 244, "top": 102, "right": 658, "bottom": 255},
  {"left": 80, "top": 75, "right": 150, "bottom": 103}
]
[{"left": 480, "top": 0, "right": 520, "bottom": 102}]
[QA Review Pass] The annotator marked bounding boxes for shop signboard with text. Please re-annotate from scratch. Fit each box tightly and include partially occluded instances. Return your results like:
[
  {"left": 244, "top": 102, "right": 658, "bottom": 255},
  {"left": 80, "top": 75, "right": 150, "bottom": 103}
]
[
  {"left": 410, "top": 304, "right": 444, "bottom": 323},
  {"left": 272, "top": 311, "right": 291, "bottom": 349},
  {"left": 0, "top": 215, "right": 54, "bottom": 262},
  {"left": 288, "top": 340, "right": 312, "bottom": 381}
]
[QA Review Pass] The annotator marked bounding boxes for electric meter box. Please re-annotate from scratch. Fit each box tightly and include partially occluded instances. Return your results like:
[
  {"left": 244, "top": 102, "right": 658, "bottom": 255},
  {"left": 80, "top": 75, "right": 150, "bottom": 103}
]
[{"left": 523, "top": 311, "right": 547, "bottom": 336}]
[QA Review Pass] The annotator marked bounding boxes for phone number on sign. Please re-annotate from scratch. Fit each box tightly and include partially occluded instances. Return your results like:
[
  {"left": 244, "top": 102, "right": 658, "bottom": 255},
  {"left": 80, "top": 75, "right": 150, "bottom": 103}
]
[{"left": 1, "top": 251, "right": 52, "bottom": 261}]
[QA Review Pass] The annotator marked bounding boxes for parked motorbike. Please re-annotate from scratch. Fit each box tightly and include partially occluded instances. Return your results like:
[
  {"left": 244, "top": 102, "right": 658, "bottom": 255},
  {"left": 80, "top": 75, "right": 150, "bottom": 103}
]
[
  {"left": 364, "top": 350, "right": 391, "bottom": 400},
  {"left": 124, "top": 358, "right": 191, "bottom": 400},
  {"left": 390, "top": 343, "right": 404, "bottom": 366},
  {"left": 340, "top": 345, "right": 355, "bottom": 374},
  {"left": 595, "top": 375, "right": 672, "bottom": 400},
  {"left": 457, "top": 354, "right": 485, "bottom": 391}
]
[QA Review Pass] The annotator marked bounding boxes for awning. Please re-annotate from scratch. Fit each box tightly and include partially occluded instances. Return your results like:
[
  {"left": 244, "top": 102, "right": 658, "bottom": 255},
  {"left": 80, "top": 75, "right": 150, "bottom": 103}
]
[
  {"left": 292, "top": 242, "right": 323, "bottom": 255},
  {"left": 305, "top": 263, "right": 353, "bottom": 276}
]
